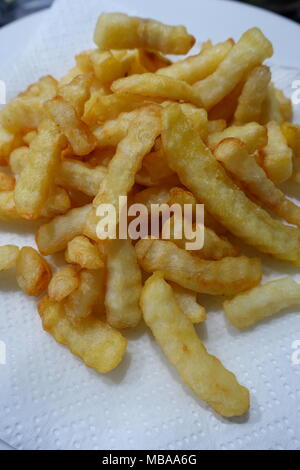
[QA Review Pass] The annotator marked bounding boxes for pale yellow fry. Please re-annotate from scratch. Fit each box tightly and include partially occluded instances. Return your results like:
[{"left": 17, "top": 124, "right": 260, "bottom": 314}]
[
  {"left": 45, "top": 97, "right": 96, "bottom": 156},
  {"left": 38, "top": 296, "right": 127, "bottom": 374},
  {"left": 14, "top": 119, "right": 64, "bottom": 219},
  {"left": 141, "top": 273, "right": 250, "bottom": 417},
  {"left": 162, "top": 104, "right": 300, "bottom": 264},
  {"left": 36, "top": 204, "right": 92, "bottom": 255},
  {"left": 112, "top": 74, "right": 203, "bottom": 108},
  {"left": 233, "top": 65, "right": 271, "bottom": 124},
  {"left": 0, "top": 125, "right": 23, "bottom": 165},
  {"left": 207, "top": 119, "right": 227, "bottom": 134},
  {"left": 83, "top": 207, "right": 100, "bottom": 242},
  {"left": 157, "top": 40, "right": 233, "bottom": 83},
  {"left": 65, "top": 235, "right": 104, "bottom": 269},
  {"left": 48, "top": 265, "right": 80, "bottom": 302},
  {"left": 94, "top": 12, "right": 195, "bottom": 55},
  {"left": 56, "top": 159, "right": 107, "bottom": 197},
  {"left": 136, "top": 239, "right": 261, "bottom": 296},
  {"left": 89, "top": 50, "right": 129, "bottom": 84},
  {"left": 262, "top": 121, "right": 293, "bottom": 184},
  {"left": 0, "top": 171, "right": 15, "bottom": 191},
  {"left": 260, "top": 83, "right": 283, "bottom": 124},
  {"left": 215, "top": 138, "right": 300, "bottom": 227},
  {"left": 63, "top": 269, "right": 102, "bottom": 324},
  {"left": 224, "top": 277, "right": 300, "bottom": 329},
  {"left": 207, "top": 122, "right": 267, "bottom": 154},
  {"left": 9, "top": 146, "right": 30, "bottom": 174},
  {"left": 281, "top": 122, "right": 300, "bottom": 159},
  {"left": 16, "top": 247, "right": 51, "bottom": 296},
  {"left": 93, "top": 109, "right": 140, "bottom": 147},
  {"left": 23, "top": 130, "right": 37, "bottom": 145},
  {"left": 193, "top": 28, "right": 273, "bottom": 110},
  {"left": 0, "top": 245, "right": 19, "bottom": 271},
  {"left": 275, "top": 88, "right": 293, "bottom": 122},
  {"left": 59, "top": 73, "right": 93, "bottom": 117},
  {"left": 178, "top": 104, "right": 208, "bottom": 141},
  {"left": 133, "top": 185, "right": 171, "bottom": 211},
  {"left": 105, "top": 239, "right": 142, "bottom": 329},
  {"left": 171, "top": 283, "right": 206, "bottom": 323},
  {"left": 93, "top": 106, "right": 161, "bottom": 218}
]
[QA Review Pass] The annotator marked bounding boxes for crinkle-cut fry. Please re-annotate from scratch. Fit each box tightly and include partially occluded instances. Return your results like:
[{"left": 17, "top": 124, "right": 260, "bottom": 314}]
[
  {"left": 162, "top": 104, "right": 300, "bottom": 264},
  {"left": 170, "top": 283, "right": 206, "bottom": 323},
  {"left": 136, "top": 146, "right": 174, "bottom": 187},
  {"left": 9, "top": 146, "right": 30, "bottom": 174},
  {"left": 105, "top": 239, "right": 142, "bottom": 329},
  {"left": 207, "top": 120, "right": 227, "bottom": 134},
  {"left": 0, "top": 245, "right": 19, "bottom": 271},
  {"left": 14, "top": 119, "right": 64, "bottom": 220},
  {"left": 281, "top": 122, "right": 300, "bottom": 159},
  {"left": 0, "top": 172, "right": 15, "bottom": 191},
  {"left": 260, "top": 84, "right": 283, "bottom": 124},
  {"left": 23, "top": 130, "right": 37, "bottom": 145},
  {"left": 207, "top": 122, "right": 267, "bottom": 154},
  {"left": 207, "top": 122, "right": 267, "bottom": 153},
  {"left": 193, "top": 27, "right": 273, "bottom": 110},
  {"left": 20, "top": 75, "right": 58, "bottom": 100},
  {"left": 141, "top": 273, "right": 250, "bottom": 417},
  {"left": 45, "top": 97, "right": 96, "bottom": 156},
  {"left": 275, "top": 88, "right": 293, "bottom": 122},
  {"left": 36, "top": 204, "right": 92, "bottom": 255},
  {"left": 63, "top": 269, "right": 102, "bottom": 324},
  {"left": 59, "top": 73, "right": 93, "bottom": 117},
  {"left": 133, "top": 185, "right": 171, "bottom": 211},
  {"left": 83, "top": 93, "right": 158, "bottom": 127},
  {"left": 157, "top": 40, "right": 233, "bottom": 83},
  {"left": 165, "top": 215, "right": 239, "bottom": 260},
  {"left": 48, "top": 265, "right": 80, "bottom": 302},
  {"left": 94, "top": 12, "right": 195, "bottom": 55},
  {"left": 112, "top": 74, "right": 203, "bottom": 108},
  {"left": 207, "top": 82, "right": 244, "bottom": 122},
  {"left": 83, "top": 207, "right": 100, "bottom": 242},
  {"left": 38, "top": 296, "right": 127, "bottom": 374},
  {"left": 224, "top": 277, "right": 300, "bottom": 329},
  {"left": 0, "top": 191, "right": 23, "bottom": 220},
  {"left": 16, "top": 246, "right": 51, "bottom": 296},
  {"left": 233, "top": 65, "right": 271, "bottom": 124},
  {"left": 93, "top": 109, "right": 140, "bottom": 147},
  {"left": 130, "top": 49, "right": 172, "bottom": 73},
  {"left": 65, "top": 235, "right": 104, "bottom": 270},
  {"left": 262, "top": 121, "right": 293, "bottom": 184},
  {"left": 215, "top": 138, "right": 300, "bottom": 228},
  {"left": 56, "top": 159, "right": 107, "bottom": 197},
  {"left": 89, "top": 50, "right": 130, "bottom": 84},
  {"left": 136, "top": 239, "right": 261, "bottom": 296},
  {"left": 0, "top": 124, "right": 23, "bottom": 165},
  {"left": 59, "top": 66, "right": 86, "bottom": 86},
  {"left": 177, "top": 104, "right": 208, "bottom": 141},
  {"left": 93, "top": 106, "right": 161, "bottom": 220}
]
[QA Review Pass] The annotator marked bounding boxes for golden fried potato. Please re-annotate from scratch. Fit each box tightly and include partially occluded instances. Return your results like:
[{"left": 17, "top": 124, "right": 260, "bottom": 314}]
[
  {"left": 59, "top": 73, "right": 93, "bottom": 117},
  {"left": 57, "top": 159, "right": 107, "bottom": 197},
  {"left": 16, "top": 246, "right": 51, "bottom": 296},
  {"left": 260, "top": 84, "right": 283, "bottom": 124},
  {"left": 89, "top": 50, "right": 129, "bottom": 85},
  {"left": 0, "top": 245, "right": 19, "bottom": 271},
  {"left": 193, "top": 28, "right": 273, "bottom": 110},
  {"left": 38, "top": 296, "right": 127, "bottom": 373},
  {"left": 14, "top": 118, "right": 64, "bottom": 219},
  {"left": 171, "top": 283, "right": 206, "bottom": 323},
  {"left": 9, "top": 146, "right": 30, "bottom": 174},
  {"left": 23, "top": 130, "right": 37, "bottom": 145},
  {"left": 133, "top": 185, "right": 171, "bottom": 210},
  {"left": 281, "top": 122, "right": 300, "bottom": 159},
  {"left": 224, "top": 277, "right": 300, "bottom": 329},
  {"left": 48, "top": 265, "right": 80, "bottom": 302},
  {"left": 65, "top": 235, "right": 104, "bottom": 269},
  {"left": 162, "top": 104, "right": 300, "bottom": 264},
  {"left": 136, "top": 239, "right": 261, "bottom": 296},
  {"left": 105, "top": 239, "right": 142, "bottom": 329},
  {"left": 0, "top": 171, "right": 15, "bottom": 191},
  {"left": 0, "top": 125, "right": 23, "bottom": 165},
  {"left": 141, "top": 273, "right": 250, "bottom": 417},
  {"left": 93, "top": 109, "right": 140, "bottom": 147},
  {"left": 261, "top": 121, "right": 293, "bottom": 184},
  {"left": 207, "top": 122, "right": 267, "bottom": 153},
  {"left": 94, "top": 12, "right": 195, "bottom": 55}
]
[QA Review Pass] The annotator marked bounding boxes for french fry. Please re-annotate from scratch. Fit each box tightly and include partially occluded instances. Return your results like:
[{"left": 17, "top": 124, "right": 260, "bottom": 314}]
[
  {"left": 260, "top": 84, "right": 283, "bottom": 124},
  {"left": 59, "top": 73, "right": 93, "bottom": 117},
  {"left": 136, "top": 239, "right": 261, "bottom": 296},
  {"left": 281, "top": 122, "right": 300, "bottom": 159},
  {"left": 105, "top": 239, "right": 142, "bottom": 329},
  {"left": 157, "top": 40, "right": 233, "bottom": 83},
  {"left": 233, "top": 65, "right": 271, "bottom": 124},
  {"left": 207, "top": 82, "right": 244, "bottom": 122},
  {"left": 20, "top": 75, "right": 58, "bottom": 100},
  {"left": 93, "top": 106, "right": 161, "bottom": 229},
  {"left": 16, "top": 246, "right": 52, "bottom": 296},
  {"left": 207, "top": 122, "right": 267, "bottom": 153},
  {"left": 94, "top": 12, "right": 195, "bottom": 55},
  {"left": 171, "top": 283, "right": 206, "bottom": 323},
  {"left": 45, "top": 97, "right": 96, "bottom": 156},
  {"left": 63, "top": 269, "right": 102, "bottom": 323},
  {"left": 224, "top": 277, "right": 300, "bottom": 329},
  {"left": 65, "top": 235, "right": 104, "bottom": 269},
  {"left": 275, "top": 88, "right": 293, "bottom": 122},
  {"left": 136, "top": 146, "right": 174, "bottom": 187},
  {"left": 111, "top": 74, "right": 203, "bottom": 108},
  {"left": 0, "top": 191, "right": 20, "bottom": 220},
  {"left": 56, "top": 159, "right": 107, "bottom": 197},
  {"left": 23, "top": 130, "right": 37, "bottom": 145},
  {"left": 262, "top": 121, "right": 293, "bottom": 184},
  {"left": 207, "top": 119, "right": 227, "bottom": 134},
  {"left": 83, "top": 207, "right": 100, "bottom": 242},
  {"left": 9, "top": 146, "right": 30, "bottom": 174},
  {"left": 38, "top": 296, "right": 127, "bottom": 373},
  {"left": 178, "top": 104, "right": 208, "bottom": 140},
  {"left": 162, "top": 104, "right": 300, "bottom": 264},
  {"left": 0, "top": 245, "right": 19, "bottom": 271},
  {"left": 193, "top": 28, "right": 273, "bottom": 110},
  {"left": 0, "top": 172, "right": 15, "bottom": 191},
  {"left": 36, "top": 204, "right": 92, "bottom": 255},
  {"left": 133, "top": 185, "right": 171, "bottom": 210},
  {"left": 215, "top": 138, "right": 300, "bottom": 227},
  {"left": 14, "top": 119, "right": 64, "bottom": 219},
  {"left": 48, "top": 265, "right": 80, "bottom": 302},
  {"left": 93, "top": 109, "right": 140, "bottom": 147},
  {"left": 89, "top": 50, "right": 129, "bottom": 84},
  {"left": 141, "top": 273, "right": 250, "bottom": 417},
  {"left": 0, "top": 125, "right": 23, "bottom": 165}
]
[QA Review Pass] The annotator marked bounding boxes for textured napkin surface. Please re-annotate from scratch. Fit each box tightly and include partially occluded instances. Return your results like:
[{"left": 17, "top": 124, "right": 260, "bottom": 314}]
[{"left": 0, "top": 0, "right": 300, "bottom": 450}]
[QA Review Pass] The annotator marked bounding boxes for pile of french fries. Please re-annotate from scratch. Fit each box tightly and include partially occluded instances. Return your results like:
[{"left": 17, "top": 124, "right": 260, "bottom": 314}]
[{"left": 1, "top": 12, "right": 300, "bottom": 418}]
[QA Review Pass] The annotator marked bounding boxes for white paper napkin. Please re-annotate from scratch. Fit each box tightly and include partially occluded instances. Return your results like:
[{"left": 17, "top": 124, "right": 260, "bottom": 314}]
[{"left": 0, "top": 0, "right": 300, "bottom": 450}]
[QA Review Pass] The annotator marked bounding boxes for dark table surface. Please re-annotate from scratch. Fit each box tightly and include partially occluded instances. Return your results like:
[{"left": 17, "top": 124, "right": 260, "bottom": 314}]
[{"left": 0, "top": 0, "right": 300, "bottom": 27}]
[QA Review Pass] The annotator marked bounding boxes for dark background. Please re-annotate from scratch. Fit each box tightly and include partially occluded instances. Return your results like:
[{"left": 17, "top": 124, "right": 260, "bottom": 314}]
[{"left": 0, "top": 0, "right": 300, "bottom": 27}]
